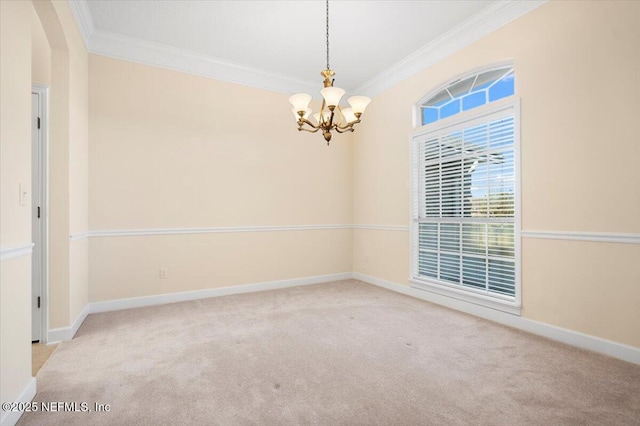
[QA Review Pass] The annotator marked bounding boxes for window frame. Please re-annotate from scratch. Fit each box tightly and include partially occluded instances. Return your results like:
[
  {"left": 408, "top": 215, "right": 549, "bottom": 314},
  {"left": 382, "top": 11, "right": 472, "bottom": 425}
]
[
  {"left": 409, "top": 96, "right": 522, "bottom": 315},
  {"left": 412, "top": 61, "right": 515, "bottom": 128}
]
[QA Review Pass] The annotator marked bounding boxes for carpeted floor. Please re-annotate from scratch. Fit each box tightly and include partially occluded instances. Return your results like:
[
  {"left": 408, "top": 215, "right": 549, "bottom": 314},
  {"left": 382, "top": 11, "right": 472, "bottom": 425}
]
[{"left": 20, "top": 280, "right": 640, "bottom": 425}]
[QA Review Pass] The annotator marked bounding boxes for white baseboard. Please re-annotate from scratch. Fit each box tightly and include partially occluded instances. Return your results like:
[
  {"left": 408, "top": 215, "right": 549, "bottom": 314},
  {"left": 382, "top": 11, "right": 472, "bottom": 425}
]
[
  {"left": 0, "top": 377, "right": 36, "bottom": 426},
  {"left": 43, "top": 271, "right": 639, "bottom": 365},
  {"left": 352, "top": 272, "right": 640, "bottom": 365},
  {"left": 88, "top": 272, "right": 352, "bottom": 314},
  {"left": 47, "top": 304, "right": 91, "bottom": 344},
  {"left": 46, "top": 273, "right": 351, "bottom": 342}
]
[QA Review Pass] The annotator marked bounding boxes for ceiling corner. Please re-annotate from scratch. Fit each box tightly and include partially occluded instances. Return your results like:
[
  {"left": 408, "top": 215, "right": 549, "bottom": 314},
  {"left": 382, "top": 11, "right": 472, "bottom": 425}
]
[
  {"left": 354, "top": 0, "right": 549, "bottom": 98},
  {"left": 68, "top": 0, "right": 95, "bottom": 50}
]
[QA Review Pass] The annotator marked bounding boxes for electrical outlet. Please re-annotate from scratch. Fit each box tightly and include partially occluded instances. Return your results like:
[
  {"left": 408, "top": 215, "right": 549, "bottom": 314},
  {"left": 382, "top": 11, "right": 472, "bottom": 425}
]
[{"left": 159, "top": 267, "right": 168, "bottom": 279}]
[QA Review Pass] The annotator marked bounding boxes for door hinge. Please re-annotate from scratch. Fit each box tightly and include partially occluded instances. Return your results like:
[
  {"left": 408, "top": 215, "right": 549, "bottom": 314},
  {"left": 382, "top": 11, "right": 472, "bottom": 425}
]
[
  {"left": 37, "top": 117, "right": 41, "bottom": 129},
  {"left": 37, "top": 206, "right": 41, "bottom": 218},
  {"left": 37, "top": 296, "right": 41, "bottom": 308}
]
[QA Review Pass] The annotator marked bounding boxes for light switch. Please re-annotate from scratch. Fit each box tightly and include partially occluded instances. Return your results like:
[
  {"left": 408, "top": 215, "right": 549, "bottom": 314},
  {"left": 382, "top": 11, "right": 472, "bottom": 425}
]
[{"left": 19, "top": 183, "right": 28, "bottom": 206}]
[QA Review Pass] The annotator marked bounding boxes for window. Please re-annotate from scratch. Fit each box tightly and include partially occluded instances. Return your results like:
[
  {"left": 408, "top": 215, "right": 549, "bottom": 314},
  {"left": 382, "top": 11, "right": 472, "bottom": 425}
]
[
  {"left": 411, "top": 65, "right": 520, "bottom": 313},
  {"left": 420, "top": 67, "right": 514, "bottom": 125}
]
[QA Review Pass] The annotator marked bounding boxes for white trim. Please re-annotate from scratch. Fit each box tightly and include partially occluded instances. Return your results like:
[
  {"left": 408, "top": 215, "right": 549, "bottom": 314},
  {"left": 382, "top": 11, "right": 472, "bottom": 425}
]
[
  {"left": 412, "top": 61, "right": 514, "bottom": 130},
  {"left": 354, "top": 1, "right": 547, "bottom": 97},
  {"left": 89, "top": 31, "right": 319, "bottom": 96},
  {"left": 0, "top": 243, "right": 34, "bottom": 262},
  {"left": 410, "top": 279, "right": 521, "bottom": 315},
  {"left": 75, "top": 225, "right": 412, "bottom": 238},
  {"left": 45, "top": 273, "right": 351, "bottom": 342},
  {"left": 410, "top": 96, "right": 518, "bottom": 138},
  {"left": 88, "top": 273, "right": 352, "bottom": 314},
  {"left": 31, "top": 84, "right": 49, "bottom": 344},
  {"left": 522, "top": 230, "right": 640, "bottom": 245},
  {"left": 47, "top": 304, "right": 90, "bottom": 344},
  {"left": 409, "top": 98, "right": 522, "bottom": 313},
  {"left": 67, "top": 0, "right": 546, "bottom": 96},
  {"left": 88, "top": 224, "right": 352, "bottom": 238},
  {"left": 69, "top": 232, "right": 89, "bottom": 241},
  {"left": 0, "top": 377, "right": 36, "bottom": 426},
  {"left": 353, "top": 273, "right": 640, "bottom": 365},
  {"left": 68, "top": 0, "right": 95, "bottom": 50},
  {"left": 352, "top": 225, "right": 409, "bottom": 232},
  {"left": 37, "top": 270, "right": 640, "bottom": 365}
]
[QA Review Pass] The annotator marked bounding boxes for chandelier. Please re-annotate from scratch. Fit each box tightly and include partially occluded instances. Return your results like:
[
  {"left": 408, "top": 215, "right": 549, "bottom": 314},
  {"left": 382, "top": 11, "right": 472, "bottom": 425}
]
[{"left": 288, "top": 0, "right": 371, "bottom": 145}]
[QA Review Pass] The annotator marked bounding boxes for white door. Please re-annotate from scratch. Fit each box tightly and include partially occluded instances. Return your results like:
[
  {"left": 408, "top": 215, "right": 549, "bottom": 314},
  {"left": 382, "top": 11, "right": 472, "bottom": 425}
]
[{"left": 31, "top": 92, "right": 42, "bottom": 342}]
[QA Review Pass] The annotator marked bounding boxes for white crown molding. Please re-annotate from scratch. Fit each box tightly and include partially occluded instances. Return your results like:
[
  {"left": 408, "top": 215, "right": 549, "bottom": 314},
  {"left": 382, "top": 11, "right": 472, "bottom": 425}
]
[
  {"left": 0, "top": 243, "right": 35, "bottom": 262},
  {"left": 522, "top": 231, "right": 640, "bottom": 245},
  {"left": 89, "top": 29, "right": 320, "bottom": 95},
  {"left": 353, "top": 0, "right": 548, "bottom": 97},
  {"left": 68, "top": 0, "right": 95, "bottom": 49},
  {"left": 68, "top": 0, "right": 547, "bottom": 97},
  {"left": 0, "top": 377, "right": 36, "bottom": 426},
  {"left": 353, "top": 272, "right": 640, "bottom": 365}
]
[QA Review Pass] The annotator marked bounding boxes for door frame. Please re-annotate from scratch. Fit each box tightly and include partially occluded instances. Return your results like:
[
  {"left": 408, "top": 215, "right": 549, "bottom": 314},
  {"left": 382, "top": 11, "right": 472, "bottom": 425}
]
[{"left": 32, "top": 83, "right": 49, "bottom": 343}]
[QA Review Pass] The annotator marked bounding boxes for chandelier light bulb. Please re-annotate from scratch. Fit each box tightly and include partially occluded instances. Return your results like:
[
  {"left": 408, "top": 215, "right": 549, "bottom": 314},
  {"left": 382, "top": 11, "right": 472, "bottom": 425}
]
[
  {"left": 347, "top": 96, "right": 371, "bottom": 116},
  {"left": 291, "top": 107, "right": 311, "bottom": 120},
  {"left": 340, "top": 107, "right": 357, "bottom": 124},
  {"left": 288, "top": 93, "right": 312, "bottom": 114},
  {"left": 320, "top": 86, "right": 345, "bottom": 109}
]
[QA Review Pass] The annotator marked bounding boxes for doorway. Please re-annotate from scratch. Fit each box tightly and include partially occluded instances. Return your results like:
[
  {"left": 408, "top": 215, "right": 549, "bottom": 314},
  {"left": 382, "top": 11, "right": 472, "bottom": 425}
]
[{"left": 31, "top": 85, "right": 48, "bottom": 343}]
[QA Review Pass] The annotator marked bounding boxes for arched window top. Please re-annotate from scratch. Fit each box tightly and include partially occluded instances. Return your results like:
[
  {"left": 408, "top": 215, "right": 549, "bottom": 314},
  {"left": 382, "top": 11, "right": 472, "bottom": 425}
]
[{"left": 420, "top": 66, "right": 514, "bottom": 126}]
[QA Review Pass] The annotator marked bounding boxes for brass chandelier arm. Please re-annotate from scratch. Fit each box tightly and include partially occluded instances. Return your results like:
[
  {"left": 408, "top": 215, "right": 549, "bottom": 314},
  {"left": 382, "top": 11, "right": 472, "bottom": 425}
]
[
  {"left": 297, "top": 118, "right": 321, "bottom": 129},
  {"left": 297, "top": 117, "right": 361, "bottom": 134},
  {"left": 298, "top": 126, "right": 320, "bottom": 133},
  {"left": 334, "top": 126, "right": 355, "bottom": 134},
  {"left": 336, "top": 118, "right": 360, "bottom": 131}
]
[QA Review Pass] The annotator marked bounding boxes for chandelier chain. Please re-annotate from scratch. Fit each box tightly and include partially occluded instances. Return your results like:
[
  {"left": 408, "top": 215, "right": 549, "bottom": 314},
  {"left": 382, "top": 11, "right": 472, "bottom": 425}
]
[{"left": 326, "top": 0, "right": 330, "bottom": 70}]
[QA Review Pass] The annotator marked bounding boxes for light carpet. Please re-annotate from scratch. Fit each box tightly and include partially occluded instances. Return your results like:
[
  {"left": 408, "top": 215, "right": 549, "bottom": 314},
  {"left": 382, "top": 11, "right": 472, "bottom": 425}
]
[{"left": 20, "top": 280, "right": 640, "bottom": 425}]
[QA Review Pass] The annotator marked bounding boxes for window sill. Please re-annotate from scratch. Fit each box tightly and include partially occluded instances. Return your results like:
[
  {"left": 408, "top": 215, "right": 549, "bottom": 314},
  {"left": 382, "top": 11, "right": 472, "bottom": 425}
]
[{"left": 410, "top": 278, "right": 521, "bottom": 316}]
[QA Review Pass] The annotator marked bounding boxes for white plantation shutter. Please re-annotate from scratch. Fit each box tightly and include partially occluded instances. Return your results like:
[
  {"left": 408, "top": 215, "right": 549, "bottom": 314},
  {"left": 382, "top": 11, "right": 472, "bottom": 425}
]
[{"left": 412, "top": 103, "right": 519, "bottom": 304}]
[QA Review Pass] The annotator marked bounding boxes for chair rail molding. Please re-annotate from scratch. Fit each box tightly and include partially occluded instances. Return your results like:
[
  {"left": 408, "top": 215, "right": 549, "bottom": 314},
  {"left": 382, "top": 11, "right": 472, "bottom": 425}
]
[
  {"left": 0, "top": 243, "right": 35, "bottom": 262},
  {"left": 521, "top": 230, "right": 640, "bottom": 245},
  {"left": 72, "top": 224, "right": 414, "bottom": 239}
]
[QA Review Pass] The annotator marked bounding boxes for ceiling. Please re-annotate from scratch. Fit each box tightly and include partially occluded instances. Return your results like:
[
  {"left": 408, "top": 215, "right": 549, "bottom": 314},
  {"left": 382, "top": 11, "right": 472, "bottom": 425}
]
[{"left": 71, "top": 0, "right": 545, "bottom": 96}]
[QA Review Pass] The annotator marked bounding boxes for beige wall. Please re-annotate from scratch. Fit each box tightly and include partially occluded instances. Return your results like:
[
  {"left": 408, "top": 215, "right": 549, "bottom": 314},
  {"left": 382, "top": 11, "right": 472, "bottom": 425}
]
[
  {"left": 63, "top": 0, "right": 90, "bottom": 325},
  {"left": 352, "top": 0, "right": 640, "bottom": 347},
  {"left": 2, "top": 0, "right": 636, "bottom": 413},
  {"left": 31, "top": 0, "right": 89, "bottom": 329},
  {"left": 31, "top": 7, "right": 51, "bottom": 85},
  {"left": 1, "top": 0, "right": 89, "bottom": 411},
  {"left": 89, "top": 231, "right": 351, "bottom": 302},
  {"left": 88, "top": 55, "right": 353, "bottom": 301},
  {"left": 0, "top": 0, "right": 33, "bottom": 411}
]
